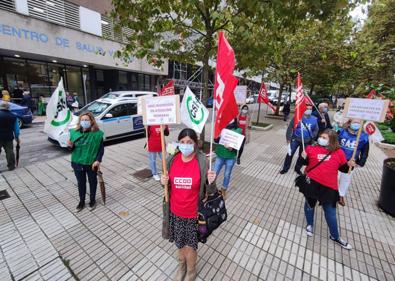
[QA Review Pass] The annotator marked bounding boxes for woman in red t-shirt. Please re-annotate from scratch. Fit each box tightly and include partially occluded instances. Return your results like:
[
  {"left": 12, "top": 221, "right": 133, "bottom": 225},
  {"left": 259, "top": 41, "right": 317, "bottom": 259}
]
[
  {"left": 146, "top": 125, "right": 169, "bottom": 181},
  {"left": 161, "top": 128, "right": 216, "bottom": 281},
  {"left": 237, "top": 105, "right": 250, "bottom": 165},
  {"left": 299, "top": 129, "right": 355, "bottom": 250}
]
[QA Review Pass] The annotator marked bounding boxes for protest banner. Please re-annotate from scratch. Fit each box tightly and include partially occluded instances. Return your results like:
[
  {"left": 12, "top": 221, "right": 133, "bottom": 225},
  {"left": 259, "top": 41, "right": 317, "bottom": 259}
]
[
  {"left": 364, "top": 121, "right": 384, "bottom": 143},
  {"left": 343, "top": 98, "right": 389, "bottom": 172},
  {"left": 219, "top": 129, "right": 245, "bottom": 150},
  {"left": 234, "top": 86, "right": 247, "bottom": 105},
  {"left": 142, "top": 95, "right": 180, "bottom": 202},
  {"left": 180, "top": 87, "right": 209, "bottom": 134}
]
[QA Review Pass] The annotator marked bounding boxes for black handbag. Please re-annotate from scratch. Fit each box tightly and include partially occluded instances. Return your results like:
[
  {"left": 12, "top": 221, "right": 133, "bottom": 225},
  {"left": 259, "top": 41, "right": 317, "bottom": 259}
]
[
  {"left": 295, "top": 152, "right": 332, "bottom": 190},
  {"left": 197, "top": 191, "right": 227, "bottom": 243}
]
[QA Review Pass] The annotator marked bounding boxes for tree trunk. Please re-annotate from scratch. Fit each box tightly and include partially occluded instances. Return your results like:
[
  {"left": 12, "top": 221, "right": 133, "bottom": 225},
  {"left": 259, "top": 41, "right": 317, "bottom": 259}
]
[
  {"left": 199, "top": 34, "right": 212, "bottom": 146},
  {"left": 309, "top": 84, "right": 315, "bottom": 96},
  {"left": 275, "top": 84, "right": 284, "bottom": 115}
]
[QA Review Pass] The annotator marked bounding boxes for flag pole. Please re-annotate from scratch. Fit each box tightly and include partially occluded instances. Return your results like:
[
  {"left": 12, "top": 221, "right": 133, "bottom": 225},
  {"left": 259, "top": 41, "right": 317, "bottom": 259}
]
[
  {"left": 348, "top": 120, "right": 364, "bottom": 174},
  {"left": 160, "top": 125, "right": 169, "bottom": 202},
  {"left": 256, "top": 101, "right": 261, "bottom": 125},
  {"left": 301, "top": 122, "right": 305, "bottom": 152},
  {"left": 209, "top": 98, "right": 216, "bottom": 171}
]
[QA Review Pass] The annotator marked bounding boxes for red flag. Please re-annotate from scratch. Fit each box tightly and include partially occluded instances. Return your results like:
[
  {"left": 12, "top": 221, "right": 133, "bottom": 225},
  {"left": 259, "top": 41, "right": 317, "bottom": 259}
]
[
  {"left": 258, "top": 81, "right": 276, "bottom": 111},
  {"left": 213, "top": 32, "right": 239, "bottom": 138},
  {"left": 303, "top": 94, "right": 314, "bottom": 106},
  {"left": 160, "top": 80, "right": 175, "bottom": 96},
  {"left": 293, "top": 72, "right": 307, "bottom": 129}
]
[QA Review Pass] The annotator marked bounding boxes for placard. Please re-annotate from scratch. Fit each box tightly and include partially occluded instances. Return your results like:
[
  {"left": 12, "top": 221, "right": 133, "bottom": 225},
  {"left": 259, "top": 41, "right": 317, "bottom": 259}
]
[
  {"left": 343, "top": 98, "right": 390, "bottom": 122},
  {"left": 364, "top": 121, "right": 384, "bottom": 143},
  {"left": 234, "top": 86, "right": 247, "bottom": 105},
  {"left": 180, "top": 87, "right": 209, "bottom": 134},
  {"left": 142, "top": 95, "right": 180, "bottom": 125},
  {"left": 219, "top": 129, "right": 245, "bottom": 150}
]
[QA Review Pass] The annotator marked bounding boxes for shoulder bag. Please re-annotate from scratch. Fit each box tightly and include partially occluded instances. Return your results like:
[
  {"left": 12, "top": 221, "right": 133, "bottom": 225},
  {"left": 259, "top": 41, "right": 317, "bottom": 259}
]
[{"left": 295, "top": 151, "right": 331, "bottom": 190}]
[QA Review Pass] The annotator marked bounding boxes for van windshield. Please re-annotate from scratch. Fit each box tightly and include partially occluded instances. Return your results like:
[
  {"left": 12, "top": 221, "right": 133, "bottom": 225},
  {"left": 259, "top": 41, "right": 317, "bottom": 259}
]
[{"left": 77, "top": 101, "right": 111, "bottom": 117}]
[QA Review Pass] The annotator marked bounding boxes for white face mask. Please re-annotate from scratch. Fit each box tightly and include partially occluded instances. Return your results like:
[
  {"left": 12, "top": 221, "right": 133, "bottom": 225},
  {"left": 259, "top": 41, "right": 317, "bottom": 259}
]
[
  {"left": 317, "top": 137, "right": 329, "bottom": 147},
  {"left": 241, "top": 109, "right": 248, "bottom": 114}
]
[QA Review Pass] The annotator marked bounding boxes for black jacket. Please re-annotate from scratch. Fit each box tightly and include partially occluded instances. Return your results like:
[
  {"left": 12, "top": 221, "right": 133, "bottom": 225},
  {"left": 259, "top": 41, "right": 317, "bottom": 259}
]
[
  {"left": 0, "top": 109, "right": 17, "bottom": 141},
  {"left": 312, "top": 110, "right": 332, "bottom": 133}
]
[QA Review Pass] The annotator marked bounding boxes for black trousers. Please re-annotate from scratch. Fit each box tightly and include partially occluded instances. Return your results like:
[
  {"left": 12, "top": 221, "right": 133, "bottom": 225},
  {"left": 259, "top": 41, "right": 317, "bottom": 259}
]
[{"left": 72, "top": 163, "right": 97, "bottom": 203}]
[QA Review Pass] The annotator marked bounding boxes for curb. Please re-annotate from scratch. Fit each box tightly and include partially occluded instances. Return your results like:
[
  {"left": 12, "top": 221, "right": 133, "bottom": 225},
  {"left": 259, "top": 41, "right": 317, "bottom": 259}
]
[
  {"left": 375, "top": 142, "right": 395, "bottom": 150},
  {"left": 251, "top": 124, "right": 274, "bottom": 131}
]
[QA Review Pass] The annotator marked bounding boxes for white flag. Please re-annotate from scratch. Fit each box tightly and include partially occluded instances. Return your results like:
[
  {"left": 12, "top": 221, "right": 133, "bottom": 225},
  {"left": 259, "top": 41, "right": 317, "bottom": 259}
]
[
  {"left": 180, "top": 87, "right": 209, "bottom": 134},
  {"left": 44, "top": 78, "right": 72, "bottom": 146}
]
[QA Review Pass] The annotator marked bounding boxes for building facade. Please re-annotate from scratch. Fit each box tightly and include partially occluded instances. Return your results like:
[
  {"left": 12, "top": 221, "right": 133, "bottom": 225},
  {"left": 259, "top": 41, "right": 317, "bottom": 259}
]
[{"left": 0, "top": 0, "right": 168, "bottom": 109}]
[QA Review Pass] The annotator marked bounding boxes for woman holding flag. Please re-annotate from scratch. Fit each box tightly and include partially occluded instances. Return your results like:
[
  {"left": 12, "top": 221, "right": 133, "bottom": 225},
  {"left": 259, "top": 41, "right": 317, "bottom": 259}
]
[
  {"left": 299, "top": 129, "right": 355, "bottom": 250},
  {"left": 68, "top": 112, "right": 104, "bottom": 212},
  {"left": 161, "top": 128, "right": 216, "bottom": 281}
]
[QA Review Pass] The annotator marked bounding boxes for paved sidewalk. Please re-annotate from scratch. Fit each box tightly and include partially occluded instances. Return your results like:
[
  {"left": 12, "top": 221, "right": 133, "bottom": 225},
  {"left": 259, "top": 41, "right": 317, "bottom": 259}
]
[{"left": 0, "top": 121, "right": 394, "bottom": 281}]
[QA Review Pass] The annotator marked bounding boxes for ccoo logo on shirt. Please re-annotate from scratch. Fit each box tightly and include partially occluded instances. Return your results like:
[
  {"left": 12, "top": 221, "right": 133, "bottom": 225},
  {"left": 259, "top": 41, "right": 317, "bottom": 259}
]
[{"left": 174, "top": 177, "right": 192, "bottom": 189}]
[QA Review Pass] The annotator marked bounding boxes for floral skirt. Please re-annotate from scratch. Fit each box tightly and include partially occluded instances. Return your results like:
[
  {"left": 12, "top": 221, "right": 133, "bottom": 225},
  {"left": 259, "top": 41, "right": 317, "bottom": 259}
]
[{"left": 169, "top": 212, "right": 198, "bottom": 250}]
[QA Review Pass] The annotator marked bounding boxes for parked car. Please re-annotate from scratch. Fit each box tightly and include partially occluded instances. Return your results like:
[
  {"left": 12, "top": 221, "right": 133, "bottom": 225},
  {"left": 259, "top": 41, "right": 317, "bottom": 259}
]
[
  {"left": 48, "top": 96, "right": 145, "bottom": 147},
  {"left": 0, "top": 101, "right": 33, "bottom": 128},
  {"left": 100, "top": 91, "right": 157, "bottom": 100}
]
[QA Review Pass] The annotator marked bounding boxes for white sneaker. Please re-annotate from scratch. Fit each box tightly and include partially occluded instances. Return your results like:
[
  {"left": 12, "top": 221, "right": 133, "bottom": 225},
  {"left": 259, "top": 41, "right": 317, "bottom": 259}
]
[
  {"left": 153, "top": 174, "right": 160, "bottom": 181},
  {"left": 330, "top": 235, "right": 352, "bottom": 250},
  {"left": 306, "top": 225, "right": 313, "bottom": 237}
]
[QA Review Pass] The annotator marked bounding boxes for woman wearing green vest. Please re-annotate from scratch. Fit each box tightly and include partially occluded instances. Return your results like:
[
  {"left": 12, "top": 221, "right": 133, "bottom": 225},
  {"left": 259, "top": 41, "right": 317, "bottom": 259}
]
[
  {"left": 68, "top": 112, "right": 104, "bottom": 212},
  {"left": 214, "top": 119, "right": 242, "bottom": 199}
]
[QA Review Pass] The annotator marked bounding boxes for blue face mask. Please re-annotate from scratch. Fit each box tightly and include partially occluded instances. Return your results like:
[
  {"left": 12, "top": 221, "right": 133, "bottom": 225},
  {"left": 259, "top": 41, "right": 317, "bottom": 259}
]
[
  {"left": 350, "top": 123, "right": 360, "bottom": 131},
  {"left": 178, "top": 143, "right": 194, "bottom": 157},
  {"left": 304, "top": 109, "right": 312, "bottom": 116},
  {"left": 323, "top": 108, "right": 328, "bottom": 113},
  {"left": 80, "top": 120, "right": 91, "bottom": 129}
]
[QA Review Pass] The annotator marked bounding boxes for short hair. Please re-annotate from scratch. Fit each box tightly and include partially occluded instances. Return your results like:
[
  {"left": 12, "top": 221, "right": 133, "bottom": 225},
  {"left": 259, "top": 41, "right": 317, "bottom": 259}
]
[{"left": 318, "top": 103, "right": 328, "bottom": 109}]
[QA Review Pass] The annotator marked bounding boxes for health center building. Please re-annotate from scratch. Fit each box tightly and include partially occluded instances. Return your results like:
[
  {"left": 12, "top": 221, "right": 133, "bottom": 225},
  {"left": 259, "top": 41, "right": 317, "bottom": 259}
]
[{"left": 0, "top": 0, "right": 168, "bottom": 109}]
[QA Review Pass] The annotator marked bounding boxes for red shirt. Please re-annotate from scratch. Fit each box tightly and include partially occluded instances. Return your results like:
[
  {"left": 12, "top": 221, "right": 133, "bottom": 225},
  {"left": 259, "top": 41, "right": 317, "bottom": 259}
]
[
  {"left": 238, "top": 115, "right": 248, "bottom": 135},
  {"left": 169, "top": 154, "right": 201, "bottom": 218},
  {"left": 305, "top": 145, "right": 347, "bottom": 190},
  {"left": 148, "top": 125, "right": 163, "bottom": 152}
]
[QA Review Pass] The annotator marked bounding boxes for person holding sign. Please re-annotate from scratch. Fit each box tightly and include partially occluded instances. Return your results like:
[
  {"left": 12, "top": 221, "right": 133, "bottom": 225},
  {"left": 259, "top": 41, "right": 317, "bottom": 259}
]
[
  {"left": 237, "top": 105, "right": 250, "bottom": 165},
  {"left": 161, "top": 128, "right": 216, "bottom": 281},
  {"left": 146, "top": 125, "right": 169, "bottom": 181},
  {"left": 280, "top": 104, "right": 318, "bottom": 175},
  {"left": 337, "top": 119, "right": 369, "bottom": 205},
  {"left": 299, "top": 129, "right": 355, "bottom": 250},
  {"left": 214, "top": 119, "right": 243, "bottom": 199},
  {"left": 68, "top": 112, "right": 104, "bottom": 212}
]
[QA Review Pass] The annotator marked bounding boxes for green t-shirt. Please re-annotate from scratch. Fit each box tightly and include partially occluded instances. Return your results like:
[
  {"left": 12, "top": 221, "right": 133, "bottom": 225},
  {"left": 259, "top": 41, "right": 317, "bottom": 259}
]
[
  {"left": 70, "top": 129, "right": 104, "bottom": 165},
  {"left": 215, "top": 128, "right": 242, "bottom": 159}
]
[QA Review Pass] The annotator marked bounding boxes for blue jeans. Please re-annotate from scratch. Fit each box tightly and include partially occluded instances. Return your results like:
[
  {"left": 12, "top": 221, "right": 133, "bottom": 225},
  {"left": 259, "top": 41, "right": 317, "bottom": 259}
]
[
  {"left": 148, "top": 152, "right": 162, "bottom": 175},
  {"left": 304, "top": 198, "right": 339, "bottom": 239},
  {"left": 214, "top": 157, "right": 236, "bottom": 189}
]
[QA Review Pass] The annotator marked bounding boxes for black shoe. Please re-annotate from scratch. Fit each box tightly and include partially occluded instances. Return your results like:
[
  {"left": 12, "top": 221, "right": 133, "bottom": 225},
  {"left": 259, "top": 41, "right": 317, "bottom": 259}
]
[
  {"left": 295, "top": 170, "right": 302, "bottom": 176},
  {"left": 279, "top": 170, "right": 287, "bottom": 174},
  {"left": 237, "top": 158, "right": 241, "bottom": 165},
  {"left": 330, "top": 235, "right": 352, "bottom": 250},
  {"left": 88, "top": 201, "right": 96, "bottom": 211},
  {"left": 76, "top": 202, "right": 85, "bottom": 212}
]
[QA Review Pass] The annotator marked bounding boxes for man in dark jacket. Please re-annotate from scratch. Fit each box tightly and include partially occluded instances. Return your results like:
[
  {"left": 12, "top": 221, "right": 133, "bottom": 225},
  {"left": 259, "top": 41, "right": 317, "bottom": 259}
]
[
  {"left": 0, "top": 102, "right": 20, "bottom": 170},
  {"left": 312, "top": 103, "right": 332, "bottom": 135},
  {"left": 279, "top": 105, "right": 319, "bottom": 175},
  {"left": 283, "top": 99, "right": 291, "bottom": 121}
]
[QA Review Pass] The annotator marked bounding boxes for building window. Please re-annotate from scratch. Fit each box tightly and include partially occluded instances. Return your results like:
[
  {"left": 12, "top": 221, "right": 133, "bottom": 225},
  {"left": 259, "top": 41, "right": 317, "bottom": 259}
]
[
  {"left": 144, "top": 74, "right": 150, "bottom": 91},
  {"left": 96, "top": 70, "right": 104, "bottom": 82},
  {"left": 27, "top": 60, "right": 50, "bottom": 99},
  {"left": 3, "top": 57, "right": 28, "bottom": 103},
  {"left": 48, "top": 63, "right": 65, "bottom": 93},
  {"left": 119, "top": 71, "right": 128, "bottom": 86},
  {"left": 131, "top": 73, "right": 138, "bottom": 90},
  {"left": 138, "top": 73, "right": 144, "bottom": 90},
  {"left": 66, "top": 66, "right": 84, "bottom": 106}
]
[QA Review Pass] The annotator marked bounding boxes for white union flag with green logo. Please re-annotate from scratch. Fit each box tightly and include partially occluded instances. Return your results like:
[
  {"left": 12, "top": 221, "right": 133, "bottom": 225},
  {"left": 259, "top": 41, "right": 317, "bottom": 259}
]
[
  {"left": 180, "top": 87, "right": 209, "bottom": 134},
  {"left": 44, "top": 78, "right": 72, "bottom": 146}
]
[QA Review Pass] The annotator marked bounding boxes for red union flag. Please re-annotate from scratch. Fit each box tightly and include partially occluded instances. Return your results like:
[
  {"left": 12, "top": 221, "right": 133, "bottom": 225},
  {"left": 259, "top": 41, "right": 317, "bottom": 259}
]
[
  {"left": 160, "top": 80, "right": 175, "bottom": 96},
  {"left": 213, "top": 32, "right": 239, "bottom": 138},
  {"left": 293, "top": 72, "right": 307, "bottom": 129},
  {"left": 258, "top": 81, "right": 276, "bottom": 111}
]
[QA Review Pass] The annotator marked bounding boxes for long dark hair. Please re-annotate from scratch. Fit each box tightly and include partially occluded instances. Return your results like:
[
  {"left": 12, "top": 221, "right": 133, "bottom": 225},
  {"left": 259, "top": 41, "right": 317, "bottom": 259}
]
[{"left": 178, "top": 128, "right": 198, "bottom": 143}]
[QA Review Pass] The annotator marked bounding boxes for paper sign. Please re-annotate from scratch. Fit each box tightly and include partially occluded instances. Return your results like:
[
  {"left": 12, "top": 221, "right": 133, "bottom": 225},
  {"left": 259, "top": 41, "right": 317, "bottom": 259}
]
[
  {"left": 137, "top": 96, "right": 144, "bottom": 115},
  {"left": 343, "top": 98, "right": 390, "bottom": 122},
  {"left": 364, "top": 121, "right": 384, "bottom": 143},
  {"left": 219, "top": 129, "right": 245, "bottom": 150},
  {"left": 234, "top": 86, "right": 247, "bottom": 105},
  {"left": 142, "top": 95, "right": 180, "bottom": 125}
]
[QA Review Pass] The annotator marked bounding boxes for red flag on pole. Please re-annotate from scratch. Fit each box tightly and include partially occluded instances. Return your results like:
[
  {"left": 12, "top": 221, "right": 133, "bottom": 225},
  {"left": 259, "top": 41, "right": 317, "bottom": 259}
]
[
  {"left": 213, "top": 32, "right": 239, "bottom": 138},
  {"left": 258, "top": 81, "right": 276, "bottom": 111},
  {"left": 159, "top": 80, "right": 175, "bottom": 96},
  {"left": 303, "top": 94, "right": 314, "bottom": 106},
  {"left": 293, "top": 72, "right": 307, "bottom": 129}
]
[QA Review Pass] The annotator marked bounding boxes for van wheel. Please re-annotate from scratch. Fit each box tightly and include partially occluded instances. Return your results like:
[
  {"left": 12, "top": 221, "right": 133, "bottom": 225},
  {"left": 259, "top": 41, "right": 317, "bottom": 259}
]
[{"left": 17, "top": 118, "right": 23, "bottom": 129}]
